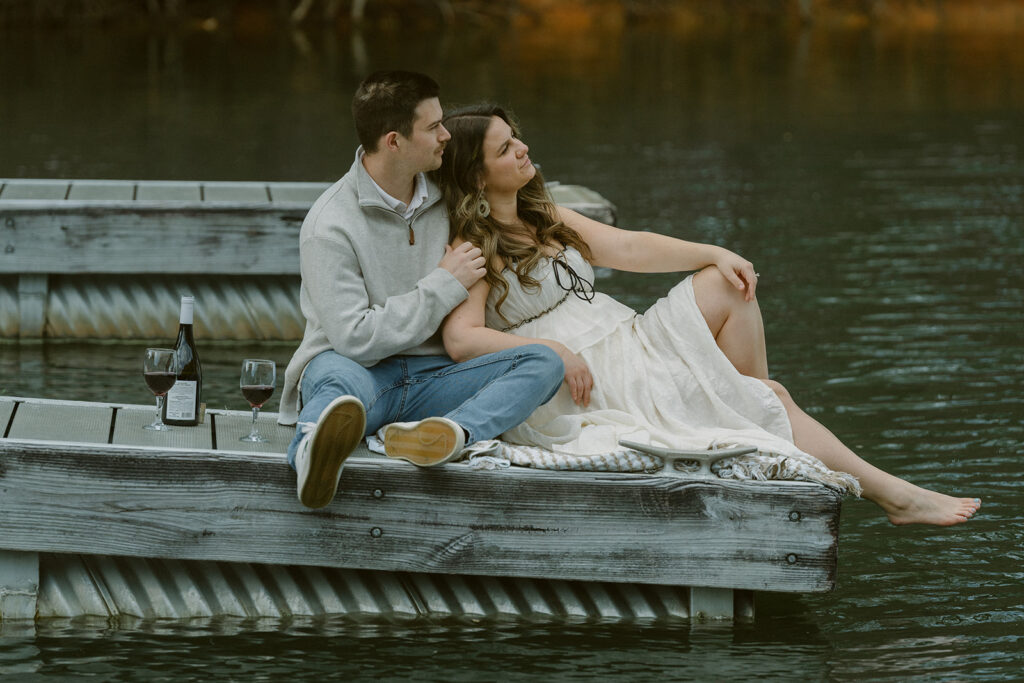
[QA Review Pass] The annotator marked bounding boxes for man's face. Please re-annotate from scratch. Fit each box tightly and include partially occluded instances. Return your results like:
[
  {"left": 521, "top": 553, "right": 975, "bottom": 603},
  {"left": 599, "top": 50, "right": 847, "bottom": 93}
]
[{"left": 399, "top": 97, "right": 451, "bottom": 173}]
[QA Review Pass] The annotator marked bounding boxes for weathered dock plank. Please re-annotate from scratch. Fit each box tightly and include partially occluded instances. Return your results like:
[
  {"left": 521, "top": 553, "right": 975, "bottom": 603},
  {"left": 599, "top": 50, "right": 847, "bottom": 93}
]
[
  {"left": 0, "top": 180, "right": 69, "bottom": 200},
  {"left": 8, "top": 395, "right": 837, "bottom": 621},
  {"left": 0, "top": 181, "right": 612, "bottom": 277},
  {"left": 6, "top": 401, "right": 113, "bottom": 444},
  {"left": 211, "top": 411, "right": 295, "bottom": 453},
  {"left": 266, "top": 182, "right": 330, "bottom": 204},
  {"left": 0, "top": 436, "right": 839, "bottom": 593},
  {"left": 202, "top": 182, "right": 270, "bottom": 203},
  {"left": 0, "top": 201, "right": 306, "bottom": 275},
  {"left": 135, "top": 181, "right": 201, "bottom": 201},
  {"left": 112, "top": 405, "right": 214, "bottom": 450},
  {"left": 67, "top": 180, "right": 135, "bottom": 201},
  {"left": 0, "top": 397, "right": 842, "bottom": 599}
]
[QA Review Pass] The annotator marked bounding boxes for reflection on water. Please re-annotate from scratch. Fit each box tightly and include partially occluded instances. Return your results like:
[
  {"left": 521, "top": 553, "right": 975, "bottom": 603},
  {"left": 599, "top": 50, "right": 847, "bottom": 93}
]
[
  {"left": 0, "top": 341, "right": 297, "bottom": 413},
  {"left": 2, "top": 616, "right": 837, "bottom": 681},
  {"left": 1, "top": 11, "right": 1023, "bottom": 682}
]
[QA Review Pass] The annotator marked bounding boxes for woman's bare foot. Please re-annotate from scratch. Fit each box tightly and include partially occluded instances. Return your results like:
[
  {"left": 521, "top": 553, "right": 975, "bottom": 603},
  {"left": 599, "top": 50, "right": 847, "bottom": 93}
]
[
  {"left": 769, "top": 381, "right": 983, "bottom": 528},
  {"left": 878, "top": 482, "right": 982, "bottom": 526}
]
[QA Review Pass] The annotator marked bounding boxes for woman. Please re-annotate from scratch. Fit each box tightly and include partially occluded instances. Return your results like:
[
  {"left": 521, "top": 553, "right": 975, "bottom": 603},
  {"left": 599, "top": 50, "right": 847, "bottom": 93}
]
[{"left": 433, "top": 104, "right": 980, "bottom": 527}]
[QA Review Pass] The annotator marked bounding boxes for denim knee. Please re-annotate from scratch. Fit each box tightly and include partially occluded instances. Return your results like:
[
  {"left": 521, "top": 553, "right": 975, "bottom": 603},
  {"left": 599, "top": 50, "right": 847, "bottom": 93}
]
[
  {"left": 518, "top": 343, "right": 565, "bottom": 398},
  {"left": 302, "top": 353, "right": 369, "bottom": 403}
]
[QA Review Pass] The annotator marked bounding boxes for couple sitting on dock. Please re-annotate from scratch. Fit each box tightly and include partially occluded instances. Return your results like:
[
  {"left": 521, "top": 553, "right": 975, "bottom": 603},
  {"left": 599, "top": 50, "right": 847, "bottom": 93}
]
[{"left": 278, "top": 70, "right": 980, "bottom": 526}]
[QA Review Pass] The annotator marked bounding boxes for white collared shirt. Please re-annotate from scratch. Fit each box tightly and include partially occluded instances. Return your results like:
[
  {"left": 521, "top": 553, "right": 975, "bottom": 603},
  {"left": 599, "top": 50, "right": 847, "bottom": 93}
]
[{"left": 358, "top": 147, "right": 429, "bottom": 220}]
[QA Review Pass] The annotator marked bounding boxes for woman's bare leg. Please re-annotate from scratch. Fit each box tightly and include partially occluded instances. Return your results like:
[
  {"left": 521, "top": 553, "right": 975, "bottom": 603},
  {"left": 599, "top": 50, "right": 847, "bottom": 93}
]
[
  {"left": 692, "top": 267, "right": 769, "bottom": 379},
  {"left": 762, "top": 379, "right": 982, "bottom": 526}
]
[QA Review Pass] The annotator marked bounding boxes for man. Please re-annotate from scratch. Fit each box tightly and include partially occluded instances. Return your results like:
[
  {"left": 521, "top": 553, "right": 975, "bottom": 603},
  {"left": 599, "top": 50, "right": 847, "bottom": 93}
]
[{"left": 278, "top": 70, "right": 563, "bottom": 509}]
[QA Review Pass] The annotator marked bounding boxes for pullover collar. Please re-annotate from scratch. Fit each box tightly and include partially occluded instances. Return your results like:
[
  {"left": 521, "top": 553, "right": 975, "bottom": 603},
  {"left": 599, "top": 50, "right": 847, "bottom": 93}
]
[{"left": 353, "top": 146, "right": 442, "bottom": 220}]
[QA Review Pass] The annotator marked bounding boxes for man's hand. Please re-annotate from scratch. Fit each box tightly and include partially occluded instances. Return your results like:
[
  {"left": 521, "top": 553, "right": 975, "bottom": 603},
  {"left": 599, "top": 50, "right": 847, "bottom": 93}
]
[{"left": 440, "top": 242, "right": 487, "bottom": 290}]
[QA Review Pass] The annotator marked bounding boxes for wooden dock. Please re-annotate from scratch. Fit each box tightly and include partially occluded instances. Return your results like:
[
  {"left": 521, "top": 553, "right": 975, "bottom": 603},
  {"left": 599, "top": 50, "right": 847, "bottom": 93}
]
[
  {"left": 0, "top": 178, "right": 616, "bottom": 341},
  {"left": 0, "top": 395, "right": 842, "bottom": 623}
]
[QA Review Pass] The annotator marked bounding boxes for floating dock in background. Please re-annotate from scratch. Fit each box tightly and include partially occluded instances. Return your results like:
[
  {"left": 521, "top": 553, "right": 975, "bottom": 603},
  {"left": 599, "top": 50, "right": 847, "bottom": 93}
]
[
  {"left": 0, "top": 396, "right": 843, "bottom": 624},
  {"left": 0, "top": 178, "right": 616, "bottom": 341}
]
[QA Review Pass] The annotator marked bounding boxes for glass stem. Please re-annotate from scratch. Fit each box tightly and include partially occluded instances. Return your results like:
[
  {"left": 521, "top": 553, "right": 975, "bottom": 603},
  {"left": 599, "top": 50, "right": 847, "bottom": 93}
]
[
  {"left": 156, "top": 395, "right": 164, "bottom": 426},
  {"left": 249, "top": 406, "right": 260, "bottom": 438}
]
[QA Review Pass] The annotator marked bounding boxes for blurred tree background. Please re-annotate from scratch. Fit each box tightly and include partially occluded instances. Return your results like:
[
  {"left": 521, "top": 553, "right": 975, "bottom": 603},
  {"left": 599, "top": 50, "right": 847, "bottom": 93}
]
[{"left": 2, "top": 0, "right": 1024, "bottom": 30}]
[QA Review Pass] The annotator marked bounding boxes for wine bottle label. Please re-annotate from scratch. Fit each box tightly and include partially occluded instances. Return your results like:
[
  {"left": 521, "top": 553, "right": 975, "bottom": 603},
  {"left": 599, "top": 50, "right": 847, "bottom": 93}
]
[{"left": 165, "top": 380, "right": 198, "bottom": 420}]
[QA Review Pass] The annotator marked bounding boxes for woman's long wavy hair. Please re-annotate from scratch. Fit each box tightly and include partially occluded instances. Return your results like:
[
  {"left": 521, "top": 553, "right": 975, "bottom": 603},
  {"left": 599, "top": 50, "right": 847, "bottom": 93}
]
[{"left": 432, "top": 104, "right": 592, "bottom": 322}]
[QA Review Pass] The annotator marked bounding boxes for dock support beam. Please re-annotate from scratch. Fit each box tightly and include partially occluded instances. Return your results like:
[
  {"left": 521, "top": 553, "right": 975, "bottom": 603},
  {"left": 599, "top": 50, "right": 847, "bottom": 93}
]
[
  {"left": 17, "top": 274, "right": 47, "bottom": 338},
  {"left": 688, "top": 587, "right": 755, "bottom": 621},
  {"left": 0, "top": 549, "right": 38, "bottom": 621},
  {"left": 690, "top": 586, "right": 737, "bottom": 620}
]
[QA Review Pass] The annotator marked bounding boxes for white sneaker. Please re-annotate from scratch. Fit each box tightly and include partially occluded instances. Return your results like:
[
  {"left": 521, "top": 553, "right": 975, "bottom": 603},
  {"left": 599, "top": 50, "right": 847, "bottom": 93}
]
[
  {"left": 295, "top": 395, "right": 365, "bottom": 508},
  {"left": 382, "top": 417, "right": 465, "bottom": 467}
]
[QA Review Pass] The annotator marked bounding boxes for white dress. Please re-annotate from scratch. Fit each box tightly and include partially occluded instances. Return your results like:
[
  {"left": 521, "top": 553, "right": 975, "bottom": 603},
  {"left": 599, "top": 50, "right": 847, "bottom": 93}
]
[{"left": 484, "top": 247, "right": 809, "bottom": 461}]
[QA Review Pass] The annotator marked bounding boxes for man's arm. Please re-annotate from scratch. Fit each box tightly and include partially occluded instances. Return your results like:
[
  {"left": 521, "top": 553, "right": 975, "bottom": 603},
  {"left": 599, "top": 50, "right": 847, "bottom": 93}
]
[{"left": 301, "top": 235, "right": 482, "bottom": 365}]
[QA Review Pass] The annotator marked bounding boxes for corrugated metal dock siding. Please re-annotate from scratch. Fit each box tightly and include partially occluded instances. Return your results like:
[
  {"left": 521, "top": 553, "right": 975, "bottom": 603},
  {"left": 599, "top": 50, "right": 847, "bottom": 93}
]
[
  {"left": 37, "top": 554, "right": 702, "bottom": 621},
  {"left": 0, "top": 274, "right": 305, "bottom": 340},
  {"left": 0, "top": 179, "right": 616, "bottom": 340}
]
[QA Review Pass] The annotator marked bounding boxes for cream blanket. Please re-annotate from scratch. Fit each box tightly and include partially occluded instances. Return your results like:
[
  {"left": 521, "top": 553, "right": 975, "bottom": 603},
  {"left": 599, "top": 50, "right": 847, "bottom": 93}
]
[{"left": 367, "top": 435, "right": 862, "bottom": 495}]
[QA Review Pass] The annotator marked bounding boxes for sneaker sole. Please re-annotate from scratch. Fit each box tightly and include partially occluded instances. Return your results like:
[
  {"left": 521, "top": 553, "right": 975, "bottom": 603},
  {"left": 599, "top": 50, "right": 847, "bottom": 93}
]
[
  {"left": 384, "top": 420, "right": 461, "bottom": 467},
  {"left": 299, "top": 399, "right": 365, "bottom": 509}
]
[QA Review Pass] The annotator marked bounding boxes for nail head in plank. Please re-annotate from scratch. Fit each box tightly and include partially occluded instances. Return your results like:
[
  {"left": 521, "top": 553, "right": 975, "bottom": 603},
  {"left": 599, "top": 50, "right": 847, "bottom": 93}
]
[
  {"left": 67, "top": 181, "right": 135, "bottom": 201},
  {"left": 203, "top": 183, "right": 270, "bottom": 203},
  {"left": 112, "top": 406, "right": 213, "bottom": 450},
  {"left": 266, "top": 182, "right": 331, "bottom": 204},
  {"left": 135, "top": 182, "right": 201, "bottom": 201},
  {"left": 7, "top": 402, "right": 113, "bottom": 444},
  {"left": 0, "top": 180, "right": 71, "bottom": 200}
]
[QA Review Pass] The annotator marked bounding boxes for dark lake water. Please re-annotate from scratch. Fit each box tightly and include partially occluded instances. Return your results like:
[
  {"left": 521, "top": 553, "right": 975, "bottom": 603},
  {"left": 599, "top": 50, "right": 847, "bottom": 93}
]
[{"left": 2, "top": 9, "right": 1023, "bottom": 680}]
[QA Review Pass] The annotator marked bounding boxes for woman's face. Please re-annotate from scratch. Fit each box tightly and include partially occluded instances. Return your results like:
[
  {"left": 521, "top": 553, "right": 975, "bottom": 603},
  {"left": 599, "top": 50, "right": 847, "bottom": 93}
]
[{"left": 481, "top": 115, "right": 535, "bottom": 195}]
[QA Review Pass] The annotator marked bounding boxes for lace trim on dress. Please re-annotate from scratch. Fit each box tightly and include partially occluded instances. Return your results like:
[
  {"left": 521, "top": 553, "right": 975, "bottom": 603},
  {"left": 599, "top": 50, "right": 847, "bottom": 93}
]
[
  {"left": 500, "top": 249, "right": 593, "bottom": 332},
  {"left": 501, "top": 290, "right": 570, "bottom": 332}
]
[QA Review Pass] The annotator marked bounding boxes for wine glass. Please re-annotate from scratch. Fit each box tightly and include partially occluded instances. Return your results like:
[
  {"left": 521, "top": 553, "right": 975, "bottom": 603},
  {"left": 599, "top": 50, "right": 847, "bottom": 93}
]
[
  {"left": 240, "top": 358, "right": 276, "bottom": 442},
  {"left": 143, "top": 347, "right": 177, "bottom": 431}
]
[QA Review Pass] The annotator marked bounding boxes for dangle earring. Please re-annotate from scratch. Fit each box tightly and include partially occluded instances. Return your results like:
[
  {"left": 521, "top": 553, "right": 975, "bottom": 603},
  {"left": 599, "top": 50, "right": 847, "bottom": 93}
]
[{"left": 476, "top": 193, "right": 491, "bottom": 219}]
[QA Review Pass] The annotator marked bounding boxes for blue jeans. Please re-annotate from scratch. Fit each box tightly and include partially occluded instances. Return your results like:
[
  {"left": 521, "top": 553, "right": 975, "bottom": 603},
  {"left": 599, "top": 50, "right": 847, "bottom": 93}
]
[{"left": 287, "top": 345, "right": 563, "bottom": 468}]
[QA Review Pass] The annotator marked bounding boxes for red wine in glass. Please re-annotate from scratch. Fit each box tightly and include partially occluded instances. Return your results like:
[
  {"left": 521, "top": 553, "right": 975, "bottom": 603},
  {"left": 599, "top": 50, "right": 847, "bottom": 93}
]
[
  {"left": 143, "top": 348, "right": 177, "bottom": 431},
  {"left": 144, "top": 372, "right": 177, "bottom": 396},
  {"left": 240, "top": 359, "right": 276, "bottom": 442},
  {"left": 241, "top": 384, "right": 275, "bottom": 408}
]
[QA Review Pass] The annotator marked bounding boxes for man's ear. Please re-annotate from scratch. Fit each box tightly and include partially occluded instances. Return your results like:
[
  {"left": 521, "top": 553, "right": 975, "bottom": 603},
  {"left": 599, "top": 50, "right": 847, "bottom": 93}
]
[{"left": 383, "top": 131, "right": 401, "bottom": 151}]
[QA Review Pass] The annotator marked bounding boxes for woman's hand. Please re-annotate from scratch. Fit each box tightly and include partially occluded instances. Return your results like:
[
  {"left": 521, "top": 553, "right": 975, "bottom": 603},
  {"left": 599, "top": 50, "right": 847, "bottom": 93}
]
[
  {"left": 713, "top": 248, "right": 759, "bottom": 302},
  {"left": 553, "top": 342, "right": 593, "bottom": 407}
]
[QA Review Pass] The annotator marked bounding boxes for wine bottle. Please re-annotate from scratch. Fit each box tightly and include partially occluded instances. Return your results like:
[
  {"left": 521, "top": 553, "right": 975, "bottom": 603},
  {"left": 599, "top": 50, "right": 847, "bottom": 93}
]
[{"left": 163, "top": 295, "right": 203, "bottom": 426}]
